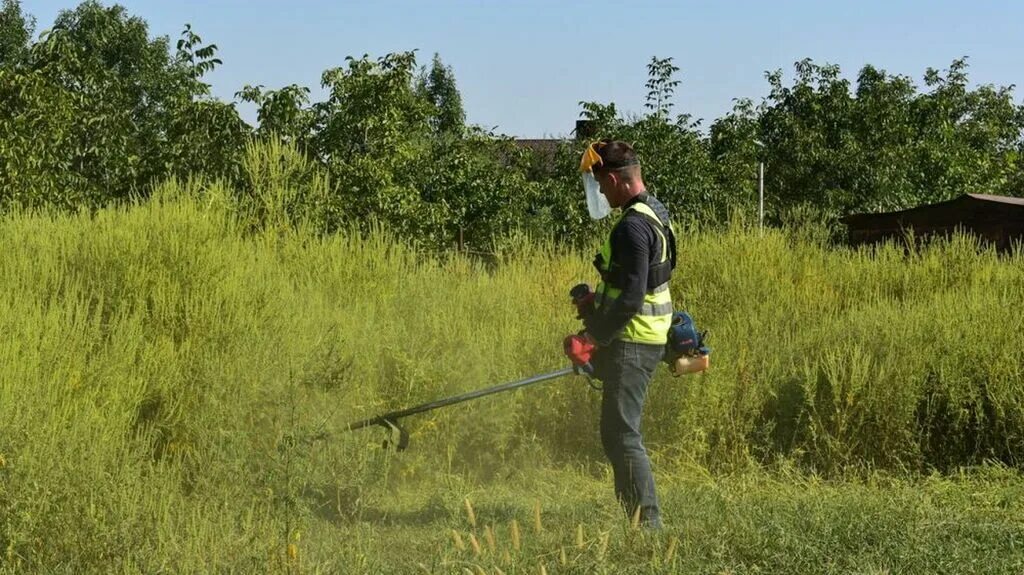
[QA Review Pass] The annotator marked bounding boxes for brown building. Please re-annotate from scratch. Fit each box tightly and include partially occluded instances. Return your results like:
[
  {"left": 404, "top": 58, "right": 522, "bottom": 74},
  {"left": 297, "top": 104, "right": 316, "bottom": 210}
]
[
  {"left": 512, "top": 121, "right": 596, "bottom": 157},
  {"left": 841, "top": 193, "right": 1024, "bottom": 252},
  {"left": 509, "top": 121, "right": 597, "bottom": 176}
]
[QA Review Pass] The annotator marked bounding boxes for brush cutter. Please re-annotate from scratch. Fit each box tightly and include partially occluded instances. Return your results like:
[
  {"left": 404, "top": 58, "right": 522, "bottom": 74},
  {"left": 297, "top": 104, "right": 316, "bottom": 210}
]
[
  {"left": 337, "top": 284, "right": 708, "bottom": 451},
  {"left": 342, "top": 365, "right": 583, "bottom": 450}
]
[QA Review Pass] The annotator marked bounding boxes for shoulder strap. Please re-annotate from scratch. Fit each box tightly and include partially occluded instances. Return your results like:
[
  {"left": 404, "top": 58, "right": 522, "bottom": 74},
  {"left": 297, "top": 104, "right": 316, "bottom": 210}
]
[{"left": 625, "top": 199, "right": 677, "bottom": 271}]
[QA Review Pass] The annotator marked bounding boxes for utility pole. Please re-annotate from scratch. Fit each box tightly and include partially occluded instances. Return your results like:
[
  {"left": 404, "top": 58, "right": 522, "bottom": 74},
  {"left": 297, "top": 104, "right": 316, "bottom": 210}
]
[
  {"left": 759, "top": 161, "right": 764, "bottom": 231},
  {"left": 754, "top": 140, "right": 765, "bottom": 231}
]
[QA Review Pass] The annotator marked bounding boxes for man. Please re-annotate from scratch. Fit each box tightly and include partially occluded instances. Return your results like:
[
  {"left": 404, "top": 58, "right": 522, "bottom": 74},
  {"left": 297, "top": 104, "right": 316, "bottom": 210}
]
[{"left": 565, "top": 140, "right": 676, "bottom": 530}]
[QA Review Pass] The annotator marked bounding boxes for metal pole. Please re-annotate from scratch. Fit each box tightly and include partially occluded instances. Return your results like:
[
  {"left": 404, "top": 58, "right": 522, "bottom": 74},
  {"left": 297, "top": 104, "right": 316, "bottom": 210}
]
[
  {"left": 758, "top": 161, "right": 764, "bottom": 230},
  {"left": 345, "top": 366, "right": 577, "bottom": 432}
]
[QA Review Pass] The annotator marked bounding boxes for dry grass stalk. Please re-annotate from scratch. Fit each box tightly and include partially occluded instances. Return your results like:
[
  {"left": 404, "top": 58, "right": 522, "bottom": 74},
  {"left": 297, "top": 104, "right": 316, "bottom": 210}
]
[
  {"left": 665, "top": 536, "right": 678, "bottom": 563},
  {"left": 452, "top": 530, "right": 466, "bottom": 551},
  {"left": 599, "top": 532, "right": 610, "bottom": 559},
  {"left": 464, "top": 498, "right": 477, "bottom": 528},
  {"left": 511, "top": 520, "right": 522, "bottom": 551},
  {"left": 484, "top": 525, "right": 496, "bottom": 551}
]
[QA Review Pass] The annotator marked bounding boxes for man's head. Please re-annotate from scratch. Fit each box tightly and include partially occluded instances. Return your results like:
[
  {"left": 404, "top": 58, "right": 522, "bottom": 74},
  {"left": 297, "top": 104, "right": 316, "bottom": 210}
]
[{"left": 588, "top": 140, "right": 645, "bottom": 208}]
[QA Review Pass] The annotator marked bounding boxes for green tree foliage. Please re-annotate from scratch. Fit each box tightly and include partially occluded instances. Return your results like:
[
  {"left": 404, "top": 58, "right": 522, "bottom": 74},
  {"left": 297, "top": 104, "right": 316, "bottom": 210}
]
[
  {"left": 418, "top": 53, "right": 466, "bottom": 137},
  {"left": 754, "top": 58, "right": 1024, "bottom": 220},
  {"left": 912, "top": 58, "right": 1024, "bottom": 201},
  {"left": 237, "top": 50, "right": 540, "bottom": 250},
  {"left": 313, "top": 51, "right": 431, "bottom": 160},
  {"left": 0, "top": 1, "right": 246, "bottom": 209},
  {"left": 2, "top": 1, "right": 1023, "bottom": 247},
  {"left": 644, "top": 56, "right": 680, "bottom": 120},
  {"left": 630, "top": 60, "right": 718, "bottom": 220},
  {"left": 29, "top": 2, "right": 198, "bottom": 194},
  {"left": 0, "top": 65, "right": 86, "bottom": 208},
  {"left": 167, "top": 24, "right": 249, "bottom": 183},
  {"left": 757, "top": 60, "right": 861, "bottom": 217},
  {"left": 236, "top": 83, "right": 313, "bottom": 144},
  {"left": 709, "top": 97, "right": 760, "bottom": 214},
  {"left": 308, "top": 51, "right": 439, "bottom": 239},
  {"left": 0, "top": 0, "right": 32, "bottom": 66}
]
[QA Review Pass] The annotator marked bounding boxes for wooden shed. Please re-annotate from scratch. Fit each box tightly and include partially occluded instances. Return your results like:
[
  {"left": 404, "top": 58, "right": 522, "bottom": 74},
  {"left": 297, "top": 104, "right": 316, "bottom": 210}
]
[{"left": 841, "top": 193, "right": 1024, "bottom": 252}]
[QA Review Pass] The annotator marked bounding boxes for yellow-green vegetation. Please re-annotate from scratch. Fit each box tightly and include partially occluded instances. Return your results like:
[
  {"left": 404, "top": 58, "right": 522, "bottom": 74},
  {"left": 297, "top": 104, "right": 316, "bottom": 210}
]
[{"left": 1, "top": 175, "right": 1023, "bottom": 573}]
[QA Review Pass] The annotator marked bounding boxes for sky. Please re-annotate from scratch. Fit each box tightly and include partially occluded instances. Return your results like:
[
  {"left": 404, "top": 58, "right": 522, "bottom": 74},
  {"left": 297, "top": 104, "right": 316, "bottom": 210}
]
[{"left": 22, "top": 0, "right": 1024, "bottom": 138}]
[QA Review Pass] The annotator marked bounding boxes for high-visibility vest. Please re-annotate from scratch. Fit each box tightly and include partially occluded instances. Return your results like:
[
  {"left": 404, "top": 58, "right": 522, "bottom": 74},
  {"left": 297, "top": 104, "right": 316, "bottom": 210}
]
[{"left": 593, "top": 199, "right": 674, "bottom": 344}]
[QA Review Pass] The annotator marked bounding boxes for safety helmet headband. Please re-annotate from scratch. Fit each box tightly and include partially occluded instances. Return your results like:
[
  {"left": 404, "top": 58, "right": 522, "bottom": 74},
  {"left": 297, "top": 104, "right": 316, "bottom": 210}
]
[{"left": 579, "top": 140, "right": 640, "bottom": 175}]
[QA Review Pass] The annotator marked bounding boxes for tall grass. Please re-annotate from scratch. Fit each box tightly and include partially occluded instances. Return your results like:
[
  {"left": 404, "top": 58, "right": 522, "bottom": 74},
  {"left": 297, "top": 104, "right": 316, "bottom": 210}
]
[{"left": 1, "top": 148, "right": 1022, "bottom": 571}]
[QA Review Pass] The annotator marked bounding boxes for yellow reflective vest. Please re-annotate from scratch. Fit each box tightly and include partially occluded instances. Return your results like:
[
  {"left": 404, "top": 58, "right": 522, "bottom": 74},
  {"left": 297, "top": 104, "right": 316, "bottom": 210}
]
[{"left": 593, "top": 200, "right": 674, "bottom": 344}]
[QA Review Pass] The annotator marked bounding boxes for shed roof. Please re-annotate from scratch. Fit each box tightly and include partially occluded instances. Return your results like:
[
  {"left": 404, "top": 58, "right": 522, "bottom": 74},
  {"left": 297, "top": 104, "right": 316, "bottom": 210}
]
[
  {"left": 966, "top": 193, "right": 1024, "bottom": 206},
  {"left": 841, "top": 193, "right": 1024, "bottom": 227}
]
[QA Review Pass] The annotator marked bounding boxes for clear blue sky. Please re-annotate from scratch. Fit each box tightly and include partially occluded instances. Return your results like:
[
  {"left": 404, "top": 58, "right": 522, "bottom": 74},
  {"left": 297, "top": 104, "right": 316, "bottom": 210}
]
[{"left": 24, "top": 0, "right": 1024, "bottom": 138}]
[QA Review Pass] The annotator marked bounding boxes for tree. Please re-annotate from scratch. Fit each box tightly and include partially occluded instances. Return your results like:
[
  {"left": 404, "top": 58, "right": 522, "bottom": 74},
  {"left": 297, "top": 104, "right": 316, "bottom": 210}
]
[
  {"left": 0, "top": 1, "right": 247, "bottom": 208},
  {"left": 167, "top": 23, "right": 249, "bottom": 183},
  {"left": 305, "top": 52, "right": 433, "bottom": 238},
  {"left": 909, "top": 58, "right": 1024, "bottom": 203},
  {"left": 757, "top": 59, "right": 858, "bottom": 216},
  {"left": 629, "top": 57, "right": 717, "bottom": 219},
  {"left": 313, "top": 51, "right": 431, "bottom": 161},
  {"left": 709, "top": 97, "right": 761, "bottom": 216},
  {"left": 236, "top": 83, "right": 313, "bottom": 145},
  {"left": 0, "top": 0, "right": 31, "bottom": 67},
  {"left": 418, "top": 53, "right": 465, "bottom": 136},
  {"left": 0, "top": 66, "right": 86, "bottom": 208},
  {"left": 645, "top": 56, "right": 680, "bottom": 120},
  {"left": 754, "top": 57, "right": 1024, "bottom": 219}
]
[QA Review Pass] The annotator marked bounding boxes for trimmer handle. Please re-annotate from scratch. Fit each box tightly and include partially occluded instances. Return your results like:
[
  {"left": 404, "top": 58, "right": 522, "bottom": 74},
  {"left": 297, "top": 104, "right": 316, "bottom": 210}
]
[
  {"left": 574, "top": 362, "right": 594, "bottom": 376},
  {"left": 569, "top": 283, "right": 596, "bottom": 320}
]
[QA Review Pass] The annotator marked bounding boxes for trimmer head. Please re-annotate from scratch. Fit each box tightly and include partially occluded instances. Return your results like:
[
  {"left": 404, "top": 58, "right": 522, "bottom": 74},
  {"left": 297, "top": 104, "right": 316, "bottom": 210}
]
[{"left": 380, "top": 419, "right": 410, "bottom": 451}]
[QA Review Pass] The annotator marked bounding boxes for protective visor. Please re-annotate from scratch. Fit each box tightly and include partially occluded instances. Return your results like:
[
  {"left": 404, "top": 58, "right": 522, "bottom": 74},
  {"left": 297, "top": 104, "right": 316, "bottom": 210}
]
[{"left": 579, "top": 142, "right": 611, "bottom": 220}]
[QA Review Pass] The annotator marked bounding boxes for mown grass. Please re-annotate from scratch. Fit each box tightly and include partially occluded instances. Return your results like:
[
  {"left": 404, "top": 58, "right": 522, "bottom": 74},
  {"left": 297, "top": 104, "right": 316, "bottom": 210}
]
[
  {"left": 316, "top": 465, "right": 1024, "bottom": 574},
  {"left": 1, "top": 159, "right": 1023, "bottom": 572}
]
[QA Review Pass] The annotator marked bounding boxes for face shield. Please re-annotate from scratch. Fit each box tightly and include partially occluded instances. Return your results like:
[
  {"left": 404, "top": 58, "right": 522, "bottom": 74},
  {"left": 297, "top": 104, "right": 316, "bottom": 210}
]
[{"left": 579, "top": 142, "right": 612, "bottom": 220}]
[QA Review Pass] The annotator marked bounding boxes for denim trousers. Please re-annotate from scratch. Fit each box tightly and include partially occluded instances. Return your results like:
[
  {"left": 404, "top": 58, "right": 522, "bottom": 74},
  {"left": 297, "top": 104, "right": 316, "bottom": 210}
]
[{"left": 592, "top": 339, "right": 664, "bottom": 528}]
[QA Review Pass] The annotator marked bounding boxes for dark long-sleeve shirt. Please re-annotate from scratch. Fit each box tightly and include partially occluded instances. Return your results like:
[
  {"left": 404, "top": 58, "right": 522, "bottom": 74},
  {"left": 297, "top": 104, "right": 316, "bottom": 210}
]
[{"left": 586, "top": 192, "right": 672, "bottom": 345}]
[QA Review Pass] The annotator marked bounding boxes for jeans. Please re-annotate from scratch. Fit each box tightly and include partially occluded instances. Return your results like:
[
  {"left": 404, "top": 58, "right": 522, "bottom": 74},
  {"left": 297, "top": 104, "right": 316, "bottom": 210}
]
[{"left": 592, "top": 339, "right": 664, "bottom": 529}]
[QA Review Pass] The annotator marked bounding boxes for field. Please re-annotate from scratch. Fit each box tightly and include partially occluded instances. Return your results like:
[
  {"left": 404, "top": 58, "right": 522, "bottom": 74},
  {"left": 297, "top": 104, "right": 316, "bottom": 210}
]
[{"left": 1, "top": 182, "right": 1023, "bottom": 573}]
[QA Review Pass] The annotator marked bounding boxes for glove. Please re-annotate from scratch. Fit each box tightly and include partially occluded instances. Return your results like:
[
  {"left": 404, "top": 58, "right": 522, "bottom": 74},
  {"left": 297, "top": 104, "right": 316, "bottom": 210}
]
[{"left": 563, "top": 332, "right": 596, "bottom": 370}]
